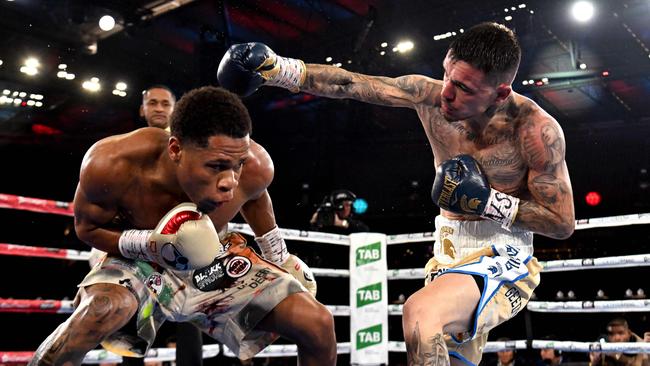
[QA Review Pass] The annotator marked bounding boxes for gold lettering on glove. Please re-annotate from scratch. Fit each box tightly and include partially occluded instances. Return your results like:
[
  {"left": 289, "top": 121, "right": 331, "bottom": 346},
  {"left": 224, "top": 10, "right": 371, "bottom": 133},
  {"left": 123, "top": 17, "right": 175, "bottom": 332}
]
[
  {"left": 460, "top": 195, "right": 481, "bottom": 213},
  {"left": 438, "top": 176, "right": 459, "bottom": 209},
  {"left": 256, "top": 55, "right": 279, "bottom": 80}
]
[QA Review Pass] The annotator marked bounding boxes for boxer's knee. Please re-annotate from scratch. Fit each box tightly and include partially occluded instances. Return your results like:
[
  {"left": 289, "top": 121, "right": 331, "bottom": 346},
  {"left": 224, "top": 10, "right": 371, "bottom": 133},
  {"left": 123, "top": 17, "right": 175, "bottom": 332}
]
[
  {"left": 309, "top": 303, "right": 336, "bottom": 344},
  {"left": 402, "top": 290, "right": 442, "bottom": 332},
  {"left": 296, "top": 301, "right": 336, "bottom": 359},
  {"left": 76, "top": 283, "right": 138, "bottom": 332},
  {"left": 403, "top": 290, "right": 427, "bottom": 322}
]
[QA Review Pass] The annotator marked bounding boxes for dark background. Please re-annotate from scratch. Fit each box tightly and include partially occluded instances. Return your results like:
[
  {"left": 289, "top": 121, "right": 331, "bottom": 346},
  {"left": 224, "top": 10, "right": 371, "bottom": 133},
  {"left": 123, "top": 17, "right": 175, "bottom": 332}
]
[{"left": 0, "top": 0, "right": 649, "bottom": 363}]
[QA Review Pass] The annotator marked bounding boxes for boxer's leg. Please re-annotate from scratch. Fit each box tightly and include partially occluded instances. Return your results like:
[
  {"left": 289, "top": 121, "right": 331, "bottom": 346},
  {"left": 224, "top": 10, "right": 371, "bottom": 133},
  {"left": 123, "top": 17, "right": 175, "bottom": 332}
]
[
  {"left": 29, "top": 283, "right": 138, "bottom": 366},
  {"left": 176, "top": 322, "right": 203, "bottom": 366},
  {"left": 121, "top": 356, "right": 144, "bottom": 366},
  {"left": 256, "top": 292, "right": 336, "bottom": 366},
  {"left": 402, "top": 273, "right": 481, "bottom": 366}
]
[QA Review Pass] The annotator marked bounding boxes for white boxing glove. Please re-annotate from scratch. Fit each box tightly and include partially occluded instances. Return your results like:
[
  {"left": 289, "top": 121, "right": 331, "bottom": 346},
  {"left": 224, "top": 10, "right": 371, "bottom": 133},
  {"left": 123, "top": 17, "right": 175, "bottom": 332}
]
[
  {"left": 254, "top": 226, "right": 317, "bottom": 296},
  {"left": 281, "top": 254, "right": 317, "bottom": 297},
  {"left": 118, "top": 202, "right": 222, "bottom": 271}
]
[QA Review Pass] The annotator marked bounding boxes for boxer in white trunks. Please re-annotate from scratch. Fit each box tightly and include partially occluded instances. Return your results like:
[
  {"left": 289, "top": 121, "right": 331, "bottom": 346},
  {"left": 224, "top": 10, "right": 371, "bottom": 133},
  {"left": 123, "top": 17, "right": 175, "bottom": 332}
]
[
  {"left": 29, "top": 86, "right": 335, "bottom": 366},
  {"left": 217, "top": 22, "right": 575, "bottom": 366}
]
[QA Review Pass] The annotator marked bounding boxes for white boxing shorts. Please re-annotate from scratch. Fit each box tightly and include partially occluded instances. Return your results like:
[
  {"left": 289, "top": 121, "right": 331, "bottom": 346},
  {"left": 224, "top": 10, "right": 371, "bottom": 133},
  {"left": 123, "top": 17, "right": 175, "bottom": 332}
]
[
  {"left": 76, "top": 232, "right": 306, "bottom": 359},
  {"left": 430, "top": 216, "right": 541, "bottom": 366}
]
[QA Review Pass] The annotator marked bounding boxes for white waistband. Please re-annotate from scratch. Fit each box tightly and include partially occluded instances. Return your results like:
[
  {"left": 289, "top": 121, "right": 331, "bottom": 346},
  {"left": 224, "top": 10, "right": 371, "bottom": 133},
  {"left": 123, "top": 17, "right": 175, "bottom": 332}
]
[{"left": 433, "top": 215, "right": 533, "bottom": 263}]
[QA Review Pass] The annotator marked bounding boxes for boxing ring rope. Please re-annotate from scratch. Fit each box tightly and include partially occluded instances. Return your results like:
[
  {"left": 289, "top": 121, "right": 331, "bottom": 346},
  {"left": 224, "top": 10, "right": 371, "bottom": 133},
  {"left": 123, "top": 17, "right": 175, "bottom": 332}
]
[
  {"left": 526, "top": 299, "right": 650, "bottom": 313},
  {"left": 0, "top": 193, "right": 73, "bottom": 216},
  {"left": 3, "top": 340, "right": 648, "bottom": 364},
  {"left": 0, "top": 243, "right": 91, "bottom": 261},
  {"left": 391, "top": 340, "right": 650, "bottom": 354},
  {"left": 0, "top": 347, "right": 222, "bottom": 364},
  {"left": 2, "top": 193, "right": 650, "bottom": 362},
  {"left": 3, "top": 298, "right": 650, "bottom": 316},
  {"left": 3, "top": 242, "right": 649, "bottom": 277},
  {"left": 4, "top": 192, "right": 646, "bottom": 244}
]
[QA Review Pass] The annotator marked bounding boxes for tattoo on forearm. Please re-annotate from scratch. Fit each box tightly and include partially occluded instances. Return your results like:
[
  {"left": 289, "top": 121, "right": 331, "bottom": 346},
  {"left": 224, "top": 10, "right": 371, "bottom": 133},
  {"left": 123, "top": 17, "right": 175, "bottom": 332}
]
[
  {"left": 303, "top": 65, "right": 435, "bottom": 107},
  {"left": 406, "top": 322, "right": 450, "bottom": 366},
  {"left": 531, "top": 173, "right": 568, "bottom": 204},
  {"left": 517, "top": 199, "right": 573, "bottom": 239}
]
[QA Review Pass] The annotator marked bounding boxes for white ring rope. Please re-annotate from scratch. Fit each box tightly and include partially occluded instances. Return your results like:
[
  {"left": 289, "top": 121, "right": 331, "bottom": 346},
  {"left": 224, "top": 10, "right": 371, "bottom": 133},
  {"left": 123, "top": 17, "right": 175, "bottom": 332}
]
[
  {"left": 311, "top": 267, "right": 350, "bottom": 277},
  {"left": 5, "top": 339, "right": 648, "bottom": 363},
  {"left": 228, "top": 223, "right": 351, "bottom": 245},
  {"left": 539, "top": 253, "right": 650, "bottom": 272},
  {"left": 529, "top": 340, "right": 650, "bottom": 353},
  {"left": 221, "top": 342, "right": 353, "bottom": 358},
  {"left": 388, "top": 340, "right": 650, "bottom": 354},
  {"left": 527, "top": 299, "right": 650, "bottom": 313},
  {"left": 575, "top": 213, "right": 650, "bottom": 230},
  {"left": 82, "top": 346, "right": 221, "bottom": 364},
  {"left": 8, "top": 299, "right": 647, "bottom": 316},
  {"left": 3, "top": 243, "right": 647, "bottom": 278},
  {"left": 229, "top": 212, "right": 650, "bottom": 245}
]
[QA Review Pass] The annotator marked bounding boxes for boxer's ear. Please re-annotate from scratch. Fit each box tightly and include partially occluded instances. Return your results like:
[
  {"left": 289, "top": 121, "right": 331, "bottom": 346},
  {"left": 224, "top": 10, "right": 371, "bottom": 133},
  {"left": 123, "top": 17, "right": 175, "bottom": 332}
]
[
  {"left": 495, "top": 83, "right": 511, "bottom": 103},
  {"left": 168, "top": 136, "right": 182, "bottom": 162}
]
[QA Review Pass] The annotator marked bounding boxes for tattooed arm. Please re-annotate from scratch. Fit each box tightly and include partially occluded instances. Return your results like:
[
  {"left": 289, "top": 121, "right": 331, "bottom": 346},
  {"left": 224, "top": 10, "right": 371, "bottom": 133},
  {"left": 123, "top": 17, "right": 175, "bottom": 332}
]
[
  {"left": 218, "top": 43, "right": 439, "bottom": 107},
  {"left": 516, "top": 115, "right": 575, "bottom": 239},
  {"left": 301, "top": 64, "right": 440, "bottom": 108}
]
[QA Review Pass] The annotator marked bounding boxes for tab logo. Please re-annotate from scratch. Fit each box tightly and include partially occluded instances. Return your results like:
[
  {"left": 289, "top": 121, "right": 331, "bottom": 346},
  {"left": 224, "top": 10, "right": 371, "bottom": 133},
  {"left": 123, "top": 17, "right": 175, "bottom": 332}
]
[
  {"left": 356, "top": 241, "right": 381, "bottom": 266},
  {"left": 356, "top": 324, "right": 382, "bottom": 350},
  {"left": 357, "top": 282, "right": 382, "bottom": 308}
]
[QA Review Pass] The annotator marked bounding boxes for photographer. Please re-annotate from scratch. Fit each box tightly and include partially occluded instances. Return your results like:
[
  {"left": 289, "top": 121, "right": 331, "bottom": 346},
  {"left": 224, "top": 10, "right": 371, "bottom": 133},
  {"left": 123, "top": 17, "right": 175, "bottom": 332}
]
[{"left": 310, "top": 189, "right": 369, "bottom": 234}]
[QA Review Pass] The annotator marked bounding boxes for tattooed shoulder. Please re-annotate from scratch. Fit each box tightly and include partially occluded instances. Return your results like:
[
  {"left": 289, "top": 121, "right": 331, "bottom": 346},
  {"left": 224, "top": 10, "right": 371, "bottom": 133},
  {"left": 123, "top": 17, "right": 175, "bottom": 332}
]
[
  {"left": 519, "top": 112, "right": 565, "bottom": 173},
  {"left": 420, "top": 108, "right": 457, "bottom": 153}
]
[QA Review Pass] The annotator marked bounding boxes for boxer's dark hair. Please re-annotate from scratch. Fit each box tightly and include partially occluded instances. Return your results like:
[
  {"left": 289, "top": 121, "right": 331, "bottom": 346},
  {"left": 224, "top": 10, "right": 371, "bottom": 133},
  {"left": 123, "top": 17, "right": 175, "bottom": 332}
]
[
  {"left": 142, "top": 84, "right": 176, "bottom": 102},
  {"left": 448, "top": 22, "right": 521, "bottom": 83},
  {"left": 171, "top": 86, "right": 252, "bottom": 147},
  {"left": 607, "top": 317, "right": 629, "bottom": 329}
]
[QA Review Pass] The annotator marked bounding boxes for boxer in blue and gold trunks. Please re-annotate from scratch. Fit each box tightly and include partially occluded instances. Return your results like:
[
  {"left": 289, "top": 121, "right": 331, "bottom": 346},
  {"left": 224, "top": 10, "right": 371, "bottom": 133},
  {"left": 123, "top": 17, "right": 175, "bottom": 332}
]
[
  {"left": 217, "top": 22, "right": 575, "bottom": 366},
  {"left": 29, "top": 86, "right": 335, "bottom": 366}
]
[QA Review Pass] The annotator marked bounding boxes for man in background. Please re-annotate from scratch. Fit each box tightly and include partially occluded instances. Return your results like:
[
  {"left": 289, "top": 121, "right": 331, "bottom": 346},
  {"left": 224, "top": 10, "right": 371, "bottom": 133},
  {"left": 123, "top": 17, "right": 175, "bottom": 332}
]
[
  {"left": 310, "top": 189, "right": 369, "bottom": 234},
  {"left": 140, "top": 85, "right": 176, "bottom": 130},
  {"left": 590, "top": 318, "right": 648, "bottom": 366}
]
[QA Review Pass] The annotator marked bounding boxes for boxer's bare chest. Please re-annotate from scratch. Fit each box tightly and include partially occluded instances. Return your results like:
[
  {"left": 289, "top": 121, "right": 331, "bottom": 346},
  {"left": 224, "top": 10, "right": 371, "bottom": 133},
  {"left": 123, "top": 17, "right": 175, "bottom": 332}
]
[
  {"left": 111, "top": 176, "right": 251, "bottom": 231},
  {"left": 420, "top": 107, "right": 529, "bottom": 196},
  {"left": 114, "top": 186, "right": 183, "bottom": 229}
]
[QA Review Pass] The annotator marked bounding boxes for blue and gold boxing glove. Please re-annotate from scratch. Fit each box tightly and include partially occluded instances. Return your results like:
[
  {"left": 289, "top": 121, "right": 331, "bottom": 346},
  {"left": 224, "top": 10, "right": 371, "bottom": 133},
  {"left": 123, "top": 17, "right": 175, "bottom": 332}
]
[{"left": 431, "top": 155, "right": 520, "bottom": 230}]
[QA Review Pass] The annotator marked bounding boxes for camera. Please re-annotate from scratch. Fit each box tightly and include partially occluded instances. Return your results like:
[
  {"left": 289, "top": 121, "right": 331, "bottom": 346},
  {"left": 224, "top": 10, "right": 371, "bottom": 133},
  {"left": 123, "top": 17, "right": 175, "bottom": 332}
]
[{"left": 314, "top": 198, "right": 335, "bottom": 228}]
